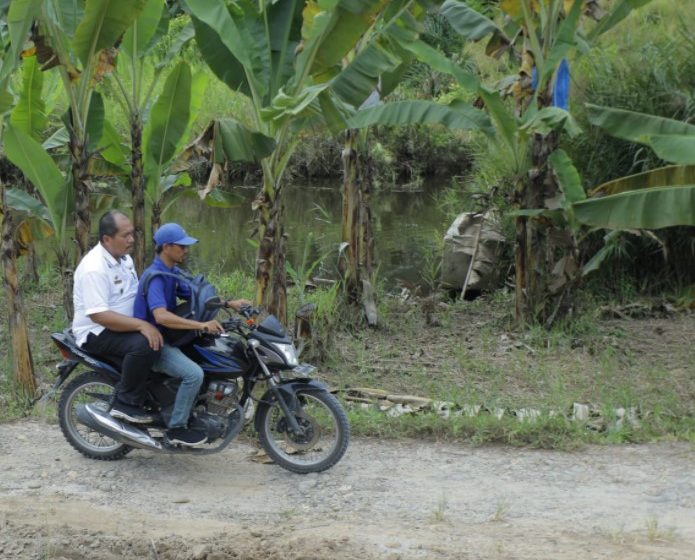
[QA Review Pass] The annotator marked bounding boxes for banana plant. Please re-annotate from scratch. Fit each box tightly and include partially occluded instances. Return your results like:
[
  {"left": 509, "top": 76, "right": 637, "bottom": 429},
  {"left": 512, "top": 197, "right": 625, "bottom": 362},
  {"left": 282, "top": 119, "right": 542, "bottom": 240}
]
[
  {"left": 572, "top": 105, "right": 695, "bottom": 230},
  {"left": 334, "top": 10, "right": 491, "bottom": 327},
  {"left": 4, "top": 0, "right": 148, "bottom": 320},
  {"left": 436, "top": 0, "right": 653, "bottom": 326},
  {"left": 183, "top": 0, "right": 385, "bottom": 323},
  {"left": 26, "top": 0, "right": 149, "bottom": 263},
  {"left": 4, "top": 79, "right": 74, "bottom": 318},
  {"left": 185, "top": 0, "right": 495, "bottom": 324},
  {"left": 105, "top": 0, "right": 200, "bottom": 272},
  {"left": 142, "top": 59, "right": 216, "bottom": 238},
  {"left": 0, "top": 0, "right": 42, "bottom": 397}
]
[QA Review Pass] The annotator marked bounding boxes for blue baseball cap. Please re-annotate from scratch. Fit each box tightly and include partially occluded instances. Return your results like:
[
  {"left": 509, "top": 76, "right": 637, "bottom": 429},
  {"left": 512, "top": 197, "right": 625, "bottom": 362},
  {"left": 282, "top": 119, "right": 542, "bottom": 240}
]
[{"left": 153, "top": 223, "right": 198, "bottom": 247}]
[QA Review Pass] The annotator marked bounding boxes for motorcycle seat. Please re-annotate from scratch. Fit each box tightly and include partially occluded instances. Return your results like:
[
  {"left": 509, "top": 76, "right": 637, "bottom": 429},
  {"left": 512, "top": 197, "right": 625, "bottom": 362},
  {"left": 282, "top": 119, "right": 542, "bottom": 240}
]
[{"left": 61, "top": 328, "right": 124, "bottom": 371}]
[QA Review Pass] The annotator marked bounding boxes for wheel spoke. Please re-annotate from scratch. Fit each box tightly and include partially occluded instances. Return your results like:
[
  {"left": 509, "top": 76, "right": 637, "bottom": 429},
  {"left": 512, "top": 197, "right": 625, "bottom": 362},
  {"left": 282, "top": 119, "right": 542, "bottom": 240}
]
[
  {"left": 65, "top": 380, "right": 121, "bottom": 452},
  {"left": 262, "top": 392, "right": 341, "bottom": 467}
]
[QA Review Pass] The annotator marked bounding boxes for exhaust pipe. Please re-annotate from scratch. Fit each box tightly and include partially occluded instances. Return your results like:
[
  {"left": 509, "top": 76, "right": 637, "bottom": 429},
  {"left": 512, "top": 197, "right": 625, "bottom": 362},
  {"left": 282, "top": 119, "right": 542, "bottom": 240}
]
[{"left": 77, "top": 404, "right": 163, "bottom": 451}]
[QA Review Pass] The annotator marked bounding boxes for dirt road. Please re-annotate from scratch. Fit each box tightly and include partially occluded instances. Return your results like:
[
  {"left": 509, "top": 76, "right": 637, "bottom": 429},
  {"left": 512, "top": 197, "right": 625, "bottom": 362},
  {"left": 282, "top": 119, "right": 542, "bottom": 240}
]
[{"left": 0, "top": 420, "right": 693, "bottom": 559}]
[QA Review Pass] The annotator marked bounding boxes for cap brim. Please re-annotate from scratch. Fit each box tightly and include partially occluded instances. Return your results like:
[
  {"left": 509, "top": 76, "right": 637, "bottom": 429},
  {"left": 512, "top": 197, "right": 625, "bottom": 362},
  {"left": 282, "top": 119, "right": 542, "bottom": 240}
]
[{"left": 175, "top": 236, "right": 198, "bottom": 245}]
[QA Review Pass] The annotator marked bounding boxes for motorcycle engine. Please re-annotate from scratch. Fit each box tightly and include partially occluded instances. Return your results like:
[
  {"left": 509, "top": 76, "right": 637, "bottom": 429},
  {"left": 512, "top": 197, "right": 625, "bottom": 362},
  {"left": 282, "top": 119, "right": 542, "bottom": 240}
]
[
  {"left": 192, "top": 381, "right": 242, "bottom": 441},
  {"left": 204, "top": 380, "right": 240, "bottom": 417}
]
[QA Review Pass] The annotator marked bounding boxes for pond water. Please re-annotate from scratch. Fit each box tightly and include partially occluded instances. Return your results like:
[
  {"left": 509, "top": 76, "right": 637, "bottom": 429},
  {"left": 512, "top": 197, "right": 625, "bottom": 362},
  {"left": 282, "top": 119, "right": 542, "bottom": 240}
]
[{"left": 167, "top": 180, "right": 449, "bottom": 290}]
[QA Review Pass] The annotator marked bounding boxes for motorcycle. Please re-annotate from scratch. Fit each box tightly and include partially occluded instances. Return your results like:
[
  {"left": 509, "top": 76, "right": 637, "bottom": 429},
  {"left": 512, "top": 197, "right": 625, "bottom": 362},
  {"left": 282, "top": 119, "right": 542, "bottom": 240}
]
[{"left": 50, "top": 302, "right": 349, "bottom": 474}]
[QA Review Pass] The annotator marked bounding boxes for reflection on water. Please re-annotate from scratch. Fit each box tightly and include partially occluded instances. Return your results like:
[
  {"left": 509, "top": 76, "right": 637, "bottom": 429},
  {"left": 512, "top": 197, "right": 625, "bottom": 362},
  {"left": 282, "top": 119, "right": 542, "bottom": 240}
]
[{"left": 166, "top": 181, "right": 448, "bottom": 289}]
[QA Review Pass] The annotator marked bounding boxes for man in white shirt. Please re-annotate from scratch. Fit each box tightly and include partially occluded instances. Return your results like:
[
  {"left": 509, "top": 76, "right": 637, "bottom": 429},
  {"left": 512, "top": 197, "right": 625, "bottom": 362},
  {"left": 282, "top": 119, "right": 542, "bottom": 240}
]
[{"left": 72, "top": 211, "right": 163, "bottom": 423}]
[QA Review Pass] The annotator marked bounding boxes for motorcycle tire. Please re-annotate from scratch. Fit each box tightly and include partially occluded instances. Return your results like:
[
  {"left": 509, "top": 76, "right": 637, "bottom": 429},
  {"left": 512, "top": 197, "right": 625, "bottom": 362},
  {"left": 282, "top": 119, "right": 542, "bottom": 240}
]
[
  {"left": 58, "top": 371, "right": 132, "bottom": 461},
  {"left": 256, "top": 389, "right": 349, "bottom": 474}
]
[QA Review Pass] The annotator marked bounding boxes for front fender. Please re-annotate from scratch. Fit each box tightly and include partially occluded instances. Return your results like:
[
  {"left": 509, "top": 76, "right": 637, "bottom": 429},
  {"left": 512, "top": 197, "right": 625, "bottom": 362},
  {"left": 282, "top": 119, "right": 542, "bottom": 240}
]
[{"left": 254, "top": 378, "right": 329, "bottom": 432}]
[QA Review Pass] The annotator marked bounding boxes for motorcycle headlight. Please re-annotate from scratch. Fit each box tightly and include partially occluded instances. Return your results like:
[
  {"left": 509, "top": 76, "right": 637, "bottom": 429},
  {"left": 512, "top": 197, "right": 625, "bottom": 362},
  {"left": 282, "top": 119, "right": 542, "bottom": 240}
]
[{"left": 272, "top": 343, "right": 299, "bottom": 366}]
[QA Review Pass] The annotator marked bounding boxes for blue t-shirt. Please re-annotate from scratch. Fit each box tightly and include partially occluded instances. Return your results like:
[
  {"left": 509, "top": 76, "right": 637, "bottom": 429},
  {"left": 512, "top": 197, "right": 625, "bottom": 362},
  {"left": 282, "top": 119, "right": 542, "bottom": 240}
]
[{"left": 133, "top": 256, "right": 191, "bottom": 328}]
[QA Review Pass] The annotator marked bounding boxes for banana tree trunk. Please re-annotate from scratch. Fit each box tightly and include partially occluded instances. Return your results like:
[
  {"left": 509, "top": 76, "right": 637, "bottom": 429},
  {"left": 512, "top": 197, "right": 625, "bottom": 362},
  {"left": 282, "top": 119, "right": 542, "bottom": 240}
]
[
  {"left": 151, "top": 200, "right": 162, "bottom": 239},
  {"left": 22, "top": 243, "right": 40, "bottom": 284},
  {"left": 255, "top": 177, "right": 287, "bottom": 326},
  {"left": 56, "top": 246, "right": 74, "bottom": 321},
  {"left": 69, "top": 128, "right": 91, "bottom": 263},
  {"left": 130, "top": 114, "right": 146, "bottom": 274},
  {"left": 1, "top": 184, "right": 37, "bottom": 398},
  {"left": 339, "top": 129, "right": 377, "bottom": 326},
  {"left": 515, "top": 127, "right": 578, "bottom": 326}
]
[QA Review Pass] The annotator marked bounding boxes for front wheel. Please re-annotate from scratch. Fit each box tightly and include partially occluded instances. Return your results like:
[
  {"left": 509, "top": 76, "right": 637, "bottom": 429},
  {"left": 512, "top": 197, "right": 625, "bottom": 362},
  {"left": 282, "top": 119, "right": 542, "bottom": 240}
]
[
  {"left": 255, "top": 389, "right": 349, "bottom": 474},
  {"left": 58, "top": 371, "right": 132, "bottom": 461}
]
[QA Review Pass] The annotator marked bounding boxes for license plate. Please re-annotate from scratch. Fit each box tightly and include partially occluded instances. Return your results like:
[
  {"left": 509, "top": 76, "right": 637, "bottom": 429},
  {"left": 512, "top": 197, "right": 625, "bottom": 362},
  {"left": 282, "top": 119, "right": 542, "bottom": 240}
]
[{"left": 293, "top": 363, "right": 316, "bottom": 376}]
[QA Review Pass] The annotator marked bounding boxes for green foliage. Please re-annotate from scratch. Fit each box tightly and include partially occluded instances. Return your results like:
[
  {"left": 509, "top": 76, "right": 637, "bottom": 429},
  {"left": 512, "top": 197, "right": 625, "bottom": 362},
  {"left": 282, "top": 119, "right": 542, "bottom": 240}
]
[{"left": 10, "top": 55, "right": 47, "bottom": 139}]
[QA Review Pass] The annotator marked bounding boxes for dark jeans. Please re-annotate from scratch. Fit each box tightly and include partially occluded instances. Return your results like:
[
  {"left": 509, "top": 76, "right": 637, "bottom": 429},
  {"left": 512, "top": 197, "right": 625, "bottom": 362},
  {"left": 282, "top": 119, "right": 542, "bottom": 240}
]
[{"left": 85, "top": 330, "right": 160, "bottom": 407}]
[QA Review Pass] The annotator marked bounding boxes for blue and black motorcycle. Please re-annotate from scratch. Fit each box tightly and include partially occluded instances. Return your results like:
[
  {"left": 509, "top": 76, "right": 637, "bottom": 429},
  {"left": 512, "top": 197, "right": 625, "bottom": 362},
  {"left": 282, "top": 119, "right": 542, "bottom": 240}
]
[{"left": 50, "top": 300, "right": 349, "bottom": 474}]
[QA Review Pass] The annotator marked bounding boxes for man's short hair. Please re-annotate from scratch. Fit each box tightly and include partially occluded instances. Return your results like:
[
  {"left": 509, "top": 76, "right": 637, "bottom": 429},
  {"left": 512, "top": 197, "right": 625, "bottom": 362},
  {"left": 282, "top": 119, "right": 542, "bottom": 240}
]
[{"left": 98, "top": 211, "right": 128, "bottom": 243}]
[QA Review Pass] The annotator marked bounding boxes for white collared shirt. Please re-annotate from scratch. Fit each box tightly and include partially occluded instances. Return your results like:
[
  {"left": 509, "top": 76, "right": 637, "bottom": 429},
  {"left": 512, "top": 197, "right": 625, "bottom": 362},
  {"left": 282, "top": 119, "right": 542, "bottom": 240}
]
[{"left": 72, "top": 243, "right": 138, "bottom": 347}]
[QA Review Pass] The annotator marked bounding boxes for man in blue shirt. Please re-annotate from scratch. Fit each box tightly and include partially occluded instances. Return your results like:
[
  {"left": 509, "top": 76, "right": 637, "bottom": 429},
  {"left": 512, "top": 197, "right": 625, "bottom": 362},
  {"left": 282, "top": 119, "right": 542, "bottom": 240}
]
[{"left": 134, "top": 223, "right": 249, "bottom": 446}]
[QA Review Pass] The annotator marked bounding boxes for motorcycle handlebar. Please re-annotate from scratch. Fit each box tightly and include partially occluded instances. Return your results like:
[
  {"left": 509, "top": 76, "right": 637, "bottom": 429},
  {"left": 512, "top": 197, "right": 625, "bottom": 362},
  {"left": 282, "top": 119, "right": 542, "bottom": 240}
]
[
  {"left": 205, "top": 299, "right": 260, "bottom": 318},
  {"left": 238, "top": 305, "right": 261, "bottom": 318}
]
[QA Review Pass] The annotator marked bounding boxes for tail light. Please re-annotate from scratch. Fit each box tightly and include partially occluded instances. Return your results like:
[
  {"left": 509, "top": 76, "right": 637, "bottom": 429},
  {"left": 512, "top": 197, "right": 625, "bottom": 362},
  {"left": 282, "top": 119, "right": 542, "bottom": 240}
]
[{"left": 52, "top": 338, "right": 72, "bottom": 360}]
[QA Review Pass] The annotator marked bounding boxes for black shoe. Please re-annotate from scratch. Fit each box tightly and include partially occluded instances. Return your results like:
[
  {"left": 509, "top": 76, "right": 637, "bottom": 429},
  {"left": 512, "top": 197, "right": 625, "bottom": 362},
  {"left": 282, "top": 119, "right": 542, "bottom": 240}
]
[
  {"left": 166, "top": 427, "right": 207, "bottom": 447},
  {"left": 110, "top": 402, "right": 155, "bottom": 424}
]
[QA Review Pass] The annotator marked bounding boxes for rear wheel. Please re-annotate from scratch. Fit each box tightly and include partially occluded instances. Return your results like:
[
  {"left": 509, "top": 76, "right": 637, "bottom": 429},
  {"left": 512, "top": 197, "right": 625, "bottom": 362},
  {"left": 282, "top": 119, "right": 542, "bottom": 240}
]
[
  {"left": 58, "top": 371, "right": 132, "bottom": 460},
  {"left": 256, "top": 389, "right": 349, "bottom": 474}
]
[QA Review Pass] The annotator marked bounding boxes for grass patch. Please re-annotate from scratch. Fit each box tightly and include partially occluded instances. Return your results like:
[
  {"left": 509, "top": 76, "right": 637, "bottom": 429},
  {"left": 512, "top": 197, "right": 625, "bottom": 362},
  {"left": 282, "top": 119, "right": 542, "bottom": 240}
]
[{"left": 2, "top": 273, "right": 693, "bottom": 448}]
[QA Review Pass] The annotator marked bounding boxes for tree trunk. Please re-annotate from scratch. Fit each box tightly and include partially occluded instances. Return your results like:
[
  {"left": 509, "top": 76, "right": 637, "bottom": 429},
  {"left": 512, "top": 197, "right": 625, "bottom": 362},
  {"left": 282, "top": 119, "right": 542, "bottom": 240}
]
[
  {"left": 515, "top": 127, "right": 578, "bottom": 326},
  {"left": 151, "top": 201, "right": 162, "bottom": 240},
  {"left": 255, "top": 177, "right": 288, "bottom": 326},
  {"left": 339, "top": 129, "right": 377, "bottom": 326},
  {"left": 1, "top": 184, "right": 37, "bottom": 398},
  {"left": 57, "top": 246, "right": 74, "bottom": 321},
  {"left": 22, "top": 243, "right": 40, "bottom": 284},
  {"left": 130, "top": 114, "right": 146, "bottom": 274},
  {"left": 69, "top": 128, "right": 91, "bottom": 263}
]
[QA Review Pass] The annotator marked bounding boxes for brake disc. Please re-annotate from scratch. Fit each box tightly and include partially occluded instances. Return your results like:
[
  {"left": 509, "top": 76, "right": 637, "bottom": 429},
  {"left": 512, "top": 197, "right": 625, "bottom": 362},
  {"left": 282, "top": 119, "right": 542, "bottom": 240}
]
[{"left": 277, "top": 410, "right": 321, "bottom": 451}]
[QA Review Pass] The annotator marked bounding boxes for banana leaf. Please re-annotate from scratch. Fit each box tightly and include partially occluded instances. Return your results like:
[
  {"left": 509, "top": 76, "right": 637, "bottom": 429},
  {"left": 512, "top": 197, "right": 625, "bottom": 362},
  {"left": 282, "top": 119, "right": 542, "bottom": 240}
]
[
  {"left": 586, "top": 104, "right": 695, "bottom": 145},
  {"left": 392, "top": 29, "right": 479, "bottom": 92},
  {"left": 43, "top": 127, "right": 70, "bottom": 150},
  {"left": 121, "top": 0, "right": 165, "bottom": 58},
  {"left": 1, "top": 0, "right": 42, "bottom": 84},
  {"left": 649, "top": 135, "right": 695, "bottom": 165},
  {"left": 6, "top": 188, "right": 51, "bottom": 222},
  {"left": 4, "top": 124, "right": 68, "bottom": 233},
  {"left": 348, "top": 100, "right": 493, "bottom": 133},
  {"left": 520, "top": 107, "right": 581, "bottom": 138},
  {"left": 144, "top": 61, "right": 192, "bottom": 171},
  {"left": 330, "top": 40, "right": 401, "bottom": 108},
  {"left": 441, "top": 0, "right": 499, "bottom": 41},
  {"left": 548, "top": 148, "right": 585, "bottom": 205},
  {"left": 213, "top": 119, "right": 276, "bottom": 163},
  {"left": 73, "top": 0, "right": 148, "bottom": 66},
  {"left": 587, "top": 0, "right": 652, "bottom": 41},
  {"left": 591, "top": 165, "right": 695, "bottom": 197},
  {"left": 478, "top": 86, "right": 518, "bottom": 154},
  {"left": 10, "top": 55, "right": 47, "bottom": 140},
  {"left": 573, "top": 185, "right": 695, "bottom": 229}
]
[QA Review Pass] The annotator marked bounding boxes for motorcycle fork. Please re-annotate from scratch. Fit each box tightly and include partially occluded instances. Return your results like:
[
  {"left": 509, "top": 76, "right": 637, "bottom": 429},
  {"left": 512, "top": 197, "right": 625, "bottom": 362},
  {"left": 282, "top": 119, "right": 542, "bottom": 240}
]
[{"left": 250, "top": 347, "right": 304, "bottom": 435}]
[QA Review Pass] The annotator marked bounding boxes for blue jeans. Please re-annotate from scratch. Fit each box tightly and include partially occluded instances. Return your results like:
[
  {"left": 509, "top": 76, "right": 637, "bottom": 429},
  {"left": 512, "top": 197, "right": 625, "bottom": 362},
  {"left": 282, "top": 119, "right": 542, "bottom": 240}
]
[{"left": 153, "top": 345, "right": 204, "bottom": 428}]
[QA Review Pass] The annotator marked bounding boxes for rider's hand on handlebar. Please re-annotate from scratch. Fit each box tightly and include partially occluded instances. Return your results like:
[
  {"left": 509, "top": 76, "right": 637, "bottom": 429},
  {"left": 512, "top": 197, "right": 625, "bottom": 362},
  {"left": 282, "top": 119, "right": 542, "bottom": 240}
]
[{"left": 199, "top": 319, "right": 225, "bottom": 335}]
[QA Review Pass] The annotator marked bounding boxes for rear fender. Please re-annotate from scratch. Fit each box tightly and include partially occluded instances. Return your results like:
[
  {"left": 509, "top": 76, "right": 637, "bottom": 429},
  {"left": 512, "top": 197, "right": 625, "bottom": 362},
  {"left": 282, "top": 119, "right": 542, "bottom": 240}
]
[{"left": 253, "top": 378, "right": 328, "bottom": 432}]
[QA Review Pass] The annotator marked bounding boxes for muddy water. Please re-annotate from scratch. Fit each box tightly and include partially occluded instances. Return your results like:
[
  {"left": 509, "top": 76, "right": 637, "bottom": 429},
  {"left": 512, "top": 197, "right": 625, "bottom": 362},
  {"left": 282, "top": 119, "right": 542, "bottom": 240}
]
[{"left": 167, "top": 181, "right": 448, "bottom": 289}]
